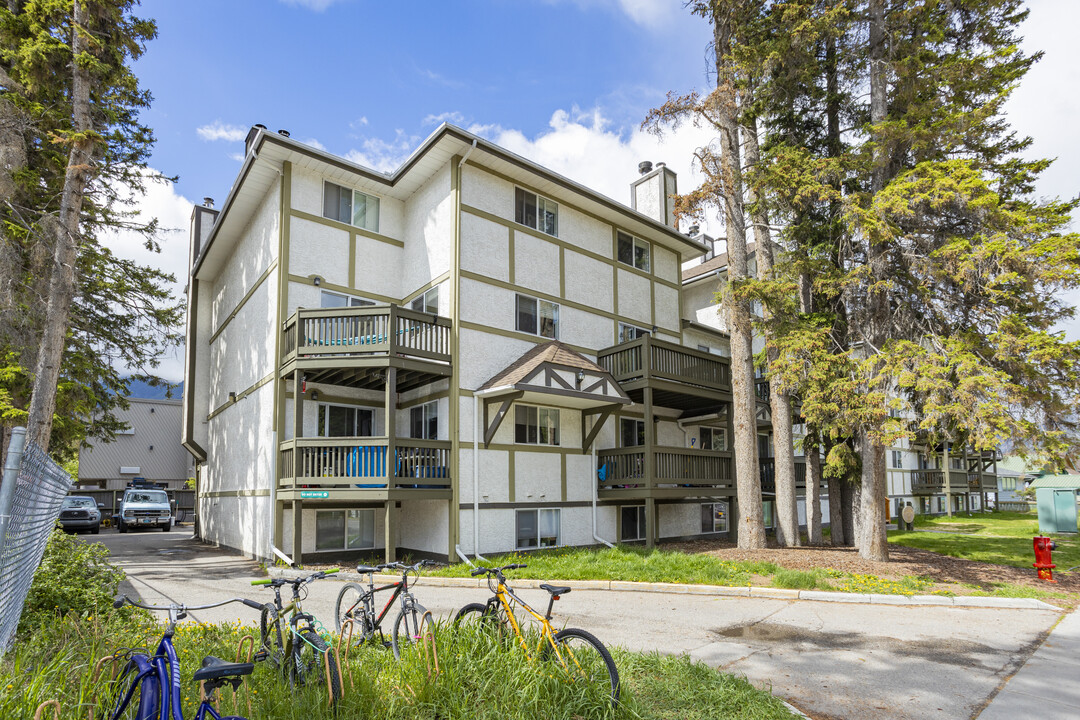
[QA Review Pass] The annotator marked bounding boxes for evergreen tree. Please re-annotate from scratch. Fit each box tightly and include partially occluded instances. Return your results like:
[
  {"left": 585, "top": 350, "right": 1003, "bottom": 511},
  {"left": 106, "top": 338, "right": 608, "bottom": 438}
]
[{"left": 0, "top": 0, "right": 181, "bottom": 458}]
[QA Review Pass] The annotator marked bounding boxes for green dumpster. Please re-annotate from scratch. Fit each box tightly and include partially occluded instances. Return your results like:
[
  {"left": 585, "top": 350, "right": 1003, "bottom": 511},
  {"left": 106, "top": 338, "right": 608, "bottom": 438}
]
[{"left": 1035, "top": 487, "right": 1079, "bottom": 534}]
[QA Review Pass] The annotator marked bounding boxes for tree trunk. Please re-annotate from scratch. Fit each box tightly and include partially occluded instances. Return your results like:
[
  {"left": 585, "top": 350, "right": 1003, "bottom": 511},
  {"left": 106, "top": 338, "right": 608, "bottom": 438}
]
[
  {"left": 857, "top": 0, "right": 891, "bottom": 561},
  {"left": 743, "top": 118, "right": 798, "bottom": 547},
  {"left": 840, "top": 472, "right": 856, "bottom": 546},
  {"left": 25, "top": 0, "right": 95, "bottom": 453},
  {"left": 799, "top": 275, "right": 822, "bottom": 544},
  {"left": 713, "top": 6, "right": 764, "bottom": 549}
]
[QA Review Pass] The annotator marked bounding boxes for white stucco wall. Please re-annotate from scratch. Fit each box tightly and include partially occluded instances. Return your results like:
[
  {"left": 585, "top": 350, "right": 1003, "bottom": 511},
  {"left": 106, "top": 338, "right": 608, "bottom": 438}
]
[
  {"left": 617, "top": 269, "right": 651, "bottom": 326},
  {"left": 402, "top": 163, "right": 452, "bottom": 296},
  {"left": 460, "top": 212, "right": 510, "bottom": 282},
  {"left": 514, "top": 232, "right": 561, "bottom": 298},
  {"left": 564, "top": 250, "right": 614, "bottom": 313}
]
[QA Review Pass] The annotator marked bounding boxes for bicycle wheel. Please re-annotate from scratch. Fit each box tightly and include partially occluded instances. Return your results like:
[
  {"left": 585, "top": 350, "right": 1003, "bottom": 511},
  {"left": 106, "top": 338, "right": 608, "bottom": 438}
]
[
  {"left": 543, "top": 627, "right": 620, "bottom": 706},
  {"left": 101, "top": 655, "right": 162, "bottom": 720},
  {"left": 453, "top": 602, "right": 493, "bottom": 625},
  {"left": 291, "top": 627, "right": 343, "bottom": 704},
  {"left": 391, "top": 603, "right": 434, "bottom": 660},
  {"left": 259, "top": 604, "right": 286, "bottom": 673},
  {"left": 334, "top": 582, "right": 374, "bottom": 643}
]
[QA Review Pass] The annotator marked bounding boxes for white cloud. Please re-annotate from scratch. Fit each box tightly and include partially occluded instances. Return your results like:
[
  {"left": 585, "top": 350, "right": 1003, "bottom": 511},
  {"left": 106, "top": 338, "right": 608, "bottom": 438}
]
[
  {"left": 100, "top": 172, "right": 194, "bottom": 383},
  {"left": 279, "top": 0, "right": 347, "bottom": 11},
  {"left": 196, "top": 121, "right": 247, "bottom": 143},
  {"left": 543, "top": 0, "right": 677, "bottom": 27},
  {"left": 344, "top": 129, "right": 421, "bottom": 173},
  {"left": 228, "top": 152, "right": 245, "bottom": 163},
  {"left": 300, "top": 137, "right": 326, "bottom": 151},
  {"left": 423, "top": 111, "right": 466, "bottom": 127}
]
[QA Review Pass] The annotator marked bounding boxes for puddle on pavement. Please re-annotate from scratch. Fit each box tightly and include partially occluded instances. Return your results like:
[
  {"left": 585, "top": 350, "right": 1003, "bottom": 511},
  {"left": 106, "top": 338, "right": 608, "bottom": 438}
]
[
  {"left": 156, "top": 548, "right": 194, "bottom": 555},
  {"left": 715, "top": 623, "right": 811, "bottom": 644}
]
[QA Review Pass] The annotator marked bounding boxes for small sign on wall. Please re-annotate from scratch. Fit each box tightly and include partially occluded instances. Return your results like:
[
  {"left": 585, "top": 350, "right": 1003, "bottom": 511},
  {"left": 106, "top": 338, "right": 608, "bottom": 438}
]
[
  {"left": 300, "top": 491, "right": 329, "bottom": 499},
  {"left": 119, "top": 466, "right": 141, "bottom": 475}
]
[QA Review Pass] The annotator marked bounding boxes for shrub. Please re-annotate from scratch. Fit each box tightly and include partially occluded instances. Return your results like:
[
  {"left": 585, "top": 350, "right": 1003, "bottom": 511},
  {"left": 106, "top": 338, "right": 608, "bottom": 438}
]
[{"left": 17, "top": 528, "right": 126, "bottom": 637}]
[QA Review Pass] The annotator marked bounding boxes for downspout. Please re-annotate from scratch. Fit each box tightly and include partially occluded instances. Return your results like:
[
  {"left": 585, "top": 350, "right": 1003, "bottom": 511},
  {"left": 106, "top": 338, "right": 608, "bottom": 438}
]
[{"left": 459, "top": 138, "right": 478, "bottom": 169}]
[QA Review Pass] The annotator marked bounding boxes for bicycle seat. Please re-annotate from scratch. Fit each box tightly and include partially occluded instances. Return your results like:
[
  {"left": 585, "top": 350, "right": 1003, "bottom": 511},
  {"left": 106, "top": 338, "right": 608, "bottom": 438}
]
[
  {"left": 540, "top": 584, "right": 571, "bottom": 597},
  {"left": 356, "top": 565, "right": 379, "bottom": 573},
  {"left": 193, "top": 655, "right": 255, "bottom": 682}
]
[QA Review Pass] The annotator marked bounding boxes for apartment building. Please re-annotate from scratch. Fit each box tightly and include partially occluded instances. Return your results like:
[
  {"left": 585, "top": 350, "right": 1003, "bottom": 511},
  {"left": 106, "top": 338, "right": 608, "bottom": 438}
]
[
  {"left": 183, "top": 124, "right": 769, "bottom": 564},
  {"left": 79, "top": 398, "right": 193, "bottom": 491}
]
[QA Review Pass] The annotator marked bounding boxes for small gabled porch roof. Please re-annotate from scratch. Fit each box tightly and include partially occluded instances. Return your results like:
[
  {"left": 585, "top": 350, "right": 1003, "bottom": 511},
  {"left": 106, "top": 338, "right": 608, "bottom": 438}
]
[{"left": 475, "top": 340, "right": 630, "bottom": 450}]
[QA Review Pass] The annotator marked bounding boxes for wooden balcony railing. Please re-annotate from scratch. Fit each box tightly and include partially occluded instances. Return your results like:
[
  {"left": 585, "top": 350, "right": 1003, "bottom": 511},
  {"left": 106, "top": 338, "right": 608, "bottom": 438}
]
[
  {"left": 911, "top": 470, "right": 970, "bottom": 494},
  {"left": 597, "top": 336, "right": 731, "bottom": 392},
  {"left": 278, "top": 437, "right": 451, "bottom": 491},
  {"left": 596, "top": 446, "right": 733, "bottom": 489},
  {"left": 281, "top": 305, "right": 451, "bottom": 365},
  {"left": 759, "top": 458, "right": 808, "bottom": 494}
]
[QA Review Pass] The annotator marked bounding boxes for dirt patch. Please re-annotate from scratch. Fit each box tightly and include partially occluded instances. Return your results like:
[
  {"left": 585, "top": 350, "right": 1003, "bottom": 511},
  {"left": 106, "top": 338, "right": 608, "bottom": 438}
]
[{"left": 666, "top": 538, "right": 1080, "bottom": 605}]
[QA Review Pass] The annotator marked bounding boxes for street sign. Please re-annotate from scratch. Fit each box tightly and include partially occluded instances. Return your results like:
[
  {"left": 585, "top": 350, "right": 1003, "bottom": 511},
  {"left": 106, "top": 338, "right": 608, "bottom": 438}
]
[{"left": 299, "top": 491, "right": 329, "bottom": 499}]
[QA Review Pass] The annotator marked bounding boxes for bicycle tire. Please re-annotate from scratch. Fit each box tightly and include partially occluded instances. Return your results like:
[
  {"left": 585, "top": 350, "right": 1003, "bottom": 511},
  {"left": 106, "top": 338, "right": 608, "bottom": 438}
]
[
  {"left": 259, "top": 604, "right": 286, "bottom": 674},
  {"left": 452, "top": 602, "right": 492, "bottom": 624},
  {"left": 334, "top": 582, "right": 374, "bottom": 643},
  {"left": 101, "top": 655, "right": 162, "bottom": 720},
  {"left": 391, "top": 602, "right": 433, "bottom": 659},
  {"left": 292, "top": 627, "right": 343, "bottom": 704},
  {"left": 542, "top": 627, "right": 621, "bottom": 706}
]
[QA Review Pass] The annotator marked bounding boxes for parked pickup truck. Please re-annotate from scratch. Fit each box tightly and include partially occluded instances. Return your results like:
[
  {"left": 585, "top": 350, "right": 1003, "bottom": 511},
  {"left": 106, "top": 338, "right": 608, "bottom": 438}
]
[{"left": 117, "top": 486, "right": 173, "bottom": 533}]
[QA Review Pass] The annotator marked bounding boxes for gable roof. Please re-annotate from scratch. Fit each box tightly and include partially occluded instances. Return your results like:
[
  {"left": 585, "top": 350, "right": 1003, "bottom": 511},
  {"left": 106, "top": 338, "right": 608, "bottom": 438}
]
[
  {"left": 478, "top": 340, "right": 607, "bottom": 392},
  {"left": 682, "top": 242, "right": 756, "bottom": 283}
]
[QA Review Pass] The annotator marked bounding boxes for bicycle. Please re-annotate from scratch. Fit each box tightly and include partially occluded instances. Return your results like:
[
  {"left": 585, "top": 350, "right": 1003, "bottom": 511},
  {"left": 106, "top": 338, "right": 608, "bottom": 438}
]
[
  {"left": 333, "top": 560, "right": 436, "bottom": 659},
  {"left": 454, "top": 564, "right": 620, "bottom": 706},
  {"left": 251, "top": 569, "right": 343, "bottom": 704},
  {"left": 104, "top": 595, "right": 265, "bottom": 720}
]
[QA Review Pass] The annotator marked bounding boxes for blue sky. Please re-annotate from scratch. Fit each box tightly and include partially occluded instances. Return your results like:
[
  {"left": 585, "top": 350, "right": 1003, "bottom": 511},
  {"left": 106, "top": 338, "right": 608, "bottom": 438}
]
[{"left": 116, "top": 0, "right": 1080, "bottom": 381}]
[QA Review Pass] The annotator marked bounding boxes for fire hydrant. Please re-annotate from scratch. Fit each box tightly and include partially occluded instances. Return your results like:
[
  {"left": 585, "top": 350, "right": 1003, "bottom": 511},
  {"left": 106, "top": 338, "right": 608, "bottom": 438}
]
[{"left": 1033, "top": 536, "right": 1057, "bottom": 582}]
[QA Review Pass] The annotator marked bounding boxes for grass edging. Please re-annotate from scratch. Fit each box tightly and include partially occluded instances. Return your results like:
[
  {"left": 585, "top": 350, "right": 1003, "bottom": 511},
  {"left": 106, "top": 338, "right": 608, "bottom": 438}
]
[{"left": 269, "top": 568, "right": 1063, "bottom": 610}]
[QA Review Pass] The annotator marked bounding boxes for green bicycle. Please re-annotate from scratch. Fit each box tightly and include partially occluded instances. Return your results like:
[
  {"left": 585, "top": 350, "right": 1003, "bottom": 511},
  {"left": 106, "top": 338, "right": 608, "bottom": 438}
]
[{"left": 252, "top": 569, "right": 343, "bottom": 704}]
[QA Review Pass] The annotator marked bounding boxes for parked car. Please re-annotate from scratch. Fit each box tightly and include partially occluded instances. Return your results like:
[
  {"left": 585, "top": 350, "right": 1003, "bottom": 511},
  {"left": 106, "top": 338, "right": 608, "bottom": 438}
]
[
  {"left": 58, "top": 496, "right": 102, "bottom": 534},
  {"left": 117, "top": 487, "right": 173, "bottom": 533}
]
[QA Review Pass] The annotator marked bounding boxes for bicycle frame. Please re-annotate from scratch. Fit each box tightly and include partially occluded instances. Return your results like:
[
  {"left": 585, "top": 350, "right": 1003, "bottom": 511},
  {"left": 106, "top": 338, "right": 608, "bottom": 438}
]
[
  {"left": 351, "top": 577, "right": 407, "bottom": 633},
  {"left": 486, "top": 579, "right": 563, "bottom": 660}
]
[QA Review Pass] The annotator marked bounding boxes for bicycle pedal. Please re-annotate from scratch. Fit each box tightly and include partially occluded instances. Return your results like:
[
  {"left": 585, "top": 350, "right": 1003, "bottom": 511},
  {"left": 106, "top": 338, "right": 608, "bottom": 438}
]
[{"left": 253, "top": 649, "right": 269, "bottom": 662}]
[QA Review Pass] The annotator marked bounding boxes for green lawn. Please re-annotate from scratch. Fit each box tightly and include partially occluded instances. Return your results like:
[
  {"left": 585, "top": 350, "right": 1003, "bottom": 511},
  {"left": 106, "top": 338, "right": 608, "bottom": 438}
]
[
  {"left": 888, "top": 511, "right": 1080, "bottom": 573},
  {"left": 427, "top": 545, "right": 936, "bottom": 595}
]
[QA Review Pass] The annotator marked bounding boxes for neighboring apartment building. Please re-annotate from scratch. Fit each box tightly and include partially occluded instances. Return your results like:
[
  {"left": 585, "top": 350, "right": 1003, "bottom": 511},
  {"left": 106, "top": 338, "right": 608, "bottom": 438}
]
[
  {"left": 184, "top": 124, "right": 761, "bottom": 564},
  {"left": 79, "top": 398, "right": 193, "bottom": 490}
]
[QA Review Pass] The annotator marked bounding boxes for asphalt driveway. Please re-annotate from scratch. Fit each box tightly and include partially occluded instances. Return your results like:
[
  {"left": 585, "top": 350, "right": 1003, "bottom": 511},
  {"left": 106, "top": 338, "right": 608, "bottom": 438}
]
[{"left": 94, "top": 529, "right": 1062, "bottom": 720}]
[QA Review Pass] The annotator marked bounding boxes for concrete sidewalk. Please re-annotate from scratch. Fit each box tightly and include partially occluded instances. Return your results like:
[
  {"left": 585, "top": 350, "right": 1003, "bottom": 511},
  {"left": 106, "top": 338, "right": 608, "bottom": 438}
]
[{"left": 977, "top": 609, "right": 1080, "bottom": 720}]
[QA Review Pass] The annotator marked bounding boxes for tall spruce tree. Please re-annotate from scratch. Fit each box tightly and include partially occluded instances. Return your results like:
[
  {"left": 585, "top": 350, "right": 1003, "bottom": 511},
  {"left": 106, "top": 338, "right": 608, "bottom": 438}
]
[{"left": 0, "top": 0, "right": 181, "bottom": 458}]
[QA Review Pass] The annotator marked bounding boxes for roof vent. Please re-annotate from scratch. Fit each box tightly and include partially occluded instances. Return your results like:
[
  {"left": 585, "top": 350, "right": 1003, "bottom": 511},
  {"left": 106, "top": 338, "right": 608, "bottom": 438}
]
[
  {"left": 278, "top": 129, "right": 290, "bottom": 137},
  {"left": 202, "top": 197, "right": 214, "bottom": 208},
  {"left": 656, "top": 161, "right": 666, "bottom": 168},
  {"left": 638, "top": 161, "right": 653, "bottom": 175},
  {"left": 254, "top": 123, "right": 266, "bottom": 130}
]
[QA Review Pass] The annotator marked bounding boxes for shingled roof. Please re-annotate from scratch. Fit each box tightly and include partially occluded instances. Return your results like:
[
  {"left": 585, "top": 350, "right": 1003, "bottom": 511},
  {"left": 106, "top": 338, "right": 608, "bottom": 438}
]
[
  {"left": 478, "top": 340, "right": 607, "bottom": 392},
  {"left": 682, "top": 242, "right": 756, "bottom": 283}
]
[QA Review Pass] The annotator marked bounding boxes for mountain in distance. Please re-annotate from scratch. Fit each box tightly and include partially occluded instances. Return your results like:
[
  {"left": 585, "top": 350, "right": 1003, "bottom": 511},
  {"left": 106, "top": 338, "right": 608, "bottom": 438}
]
[{"left": 124, "top": 377, "right": 184, "bottom": 400}]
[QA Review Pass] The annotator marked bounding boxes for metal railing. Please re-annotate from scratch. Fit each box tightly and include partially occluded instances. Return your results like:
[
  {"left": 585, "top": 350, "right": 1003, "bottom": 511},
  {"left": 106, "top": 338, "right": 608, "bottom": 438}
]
[
  {"left": 278, "top": 437, "right": 451, "bottom": 491},
  {"left": 597, "top": 335, "right": 730, "bottom": 391},
  {"left": 0, "top": 428, "right": 73, "bottom": 655},
  {"left": 281, "top": 305, "right": 451, "bottom": 364}
]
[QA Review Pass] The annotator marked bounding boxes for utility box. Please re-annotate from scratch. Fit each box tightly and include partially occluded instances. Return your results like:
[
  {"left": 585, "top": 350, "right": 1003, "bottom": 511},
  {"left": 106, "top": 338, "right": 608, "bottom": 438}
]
[{"left": 1036, "top": 488, "right": 1079, "bottom": 534}]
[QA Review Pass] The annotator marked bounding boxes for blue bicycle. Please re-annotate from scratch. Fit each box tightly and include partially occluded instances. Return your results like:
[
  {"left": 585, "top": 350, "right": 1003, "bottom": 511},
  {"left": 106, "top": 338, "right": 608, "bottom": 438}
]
[{"left": 104, "top": 595, "right": 265, "bottom": 720}]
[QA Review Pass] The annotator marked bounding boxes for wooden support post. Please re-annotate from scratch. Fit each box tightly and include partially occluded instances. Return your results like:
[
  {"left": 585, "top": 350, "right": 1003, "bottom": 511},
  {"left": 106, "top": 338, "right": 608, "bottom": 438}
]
[
  {"left": 293, "top": 369, "right": 304, "bottom": 482},
  {"left": 943, "top": 440, "right": 952, "bottom": 518},
  {"left": 643, "top": 386, "right": 656, "bottom": 548},
  {"left": 274, "top": 499, "right": 284, "bottom": 553},
  {"left": 386, "top": 367, "right": 397, "bottom": 490},
  {"left": 384, "top": 500, "right": 396, "bottom": 564},
  {"left": 292, "top": 500, "right": 303, "bottom": 567}
]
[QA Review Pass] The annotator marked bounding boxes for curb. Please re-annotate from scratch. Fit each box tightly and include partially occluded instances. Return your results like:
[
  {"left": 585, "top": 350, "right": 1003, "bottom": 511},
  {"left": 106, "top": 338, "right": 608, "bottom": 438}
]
[{"left": 268, "top": 568, "right": 1063, "bottom": 611}]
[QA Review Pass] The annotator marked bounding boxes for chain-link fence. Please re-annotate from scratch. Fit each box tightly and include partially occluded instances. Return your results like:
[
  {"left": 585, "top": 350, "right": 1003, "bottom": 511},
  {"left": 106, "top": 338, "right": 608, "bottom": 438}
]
[{"left": 0, "top": 428, "right": 73, "bottom": 655}]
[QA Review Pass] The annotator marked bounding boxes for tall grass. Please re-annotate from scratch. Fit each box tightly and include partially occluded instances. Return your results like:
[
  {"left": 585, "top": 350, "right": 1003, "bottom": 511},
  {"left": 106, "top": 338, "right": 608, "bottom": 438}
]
[{"left": 0, "top": 614, "right": 797, "bottom": 720}]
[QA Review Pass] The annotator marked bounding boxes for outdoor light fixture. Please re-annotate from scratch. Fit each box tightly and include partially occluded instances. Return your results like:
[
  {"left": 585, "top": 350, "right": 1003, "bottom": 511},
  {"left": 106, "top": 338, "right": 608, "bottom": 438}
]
[
  {"left": 228, "top": 391, "right": 236, "bottom": 402},
  {"left": 312, "top": 276, "right": 321, "bottom": 286},
  {"left": 311, "top": 390, "right": 319, "bottom": 402},
  {"left": 576, "top": 369, "right": 585, "bottom": 388},
  {"left": 651, "top": 325, "right": 658, "bottom": 334}
]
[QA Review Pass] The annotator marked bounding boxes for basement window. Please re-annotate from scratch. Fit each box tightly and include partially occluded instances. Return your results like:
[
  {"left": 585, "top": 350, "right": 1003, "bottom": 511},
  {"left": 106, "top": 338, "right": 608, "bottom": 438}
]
[
  {"left": 315, "top": 509, "right": 375, "bottom": 551},
  {"left": 516, "top": 508, "right": 560, "bottom": 549}
]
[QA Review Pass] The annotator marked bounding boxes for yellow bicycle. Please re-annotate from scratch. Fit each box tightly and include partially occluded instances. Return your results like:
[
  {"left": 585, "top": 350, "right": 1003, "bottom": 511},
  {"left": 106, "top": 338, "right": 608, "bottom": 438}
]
[{"left": 454, "top": 563, "right": 620, "bottom": 705}]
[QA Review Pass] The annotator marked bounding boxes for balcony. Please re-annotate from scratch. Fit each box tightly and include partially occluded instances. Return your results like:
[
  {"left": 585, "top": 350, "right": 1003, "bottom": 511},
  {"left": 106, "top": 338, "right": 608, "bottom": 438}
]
[
  {"left": 596, "top": 446, "right": 734, "bottom": 499},
  {"left": 969, "top": 473, "right": 998, "bottom": 492},
  {"left": 759, "top": 458, "right": 808, "bottom": 495},
  {"left": 277, "top": 438, "right": 452, "bottom": 500},
  {"left": 911, "top": 470, "right": 970, "bottom": 495},
  {"left": 280, "top": 305, "right": 452, "bottom": 391},
  {"left": 597, "top": 336, "right": 731, "bottom": 413}
]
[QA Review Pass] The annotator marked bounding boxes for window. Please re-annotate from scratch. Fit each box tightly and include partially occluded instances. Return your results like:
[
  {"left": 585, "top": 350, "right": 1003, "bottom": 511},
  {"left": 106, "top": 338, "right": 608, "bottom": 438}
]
[
  {"left": 701, "top": 427, "right": 727, "bottom": 452},
  {"left": 515, "top": 405, "right": 560, "bottom": 445},
  {"left": 701, "top": 502, "right": 729, "bottom": 533},
  {"left": 621, "top": 506, "right": 646, "bottom": 541},
  {"left": 617, "top": 231, "right": 650, "bottom": 272},
  {"left": 410, "top": 401, "right": 439, "bottom": 440},
  {"left": 762, "top": 501, "right": 774, "bottom": 529},
  {"left": 515, "top": 294, "right": 559, "bottom": 339},
  {"left": 620, "top": 418, "right": 645, "bottom": 447},
  {"left": 618, "top": 323, "right": 649, "bottom": 344},
  {"left": 891, "top": 451, "right": 903, "bottom": 469},
  {"left": 323, "top": 181, "right": 380, "bottom": 232},
  {"left": 410, "top": 285, "right": 439, "bottom": 314},
  {"left": 515, "top": 187, "right": 558, "bottom": 236},
  {"left": 315, "top": 509, "right": 375, "bottom": 551},
  {"left": 318, "top": 404, "right": 373, "bottom": 437},
  {"left": 919, "top": 455, "right": 930, "bottom": 470},
  {"left": 321, "top": 290, "right": 375, "bottom": 308},
  {"left": 758, "top": 433, "right": 772, "bottom": 458},
  {"left": 516, "top": 508, "right": 560, "bottom": 549}
]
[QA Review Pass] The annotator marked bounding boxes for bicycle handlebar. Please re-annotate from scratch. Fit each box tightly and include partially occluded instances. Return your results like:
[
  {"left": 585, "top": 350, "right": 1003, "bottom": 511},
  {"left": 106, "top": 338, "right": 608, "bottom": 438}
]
[
  {"left": 470, "top": 563, "right": 528, "bottom": 577},
  {"left": 113, "top": 595, "right": 264, "bottom": 613},
  {"left": 250, "top": 568, "right": 340, "bottom": 587}
]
